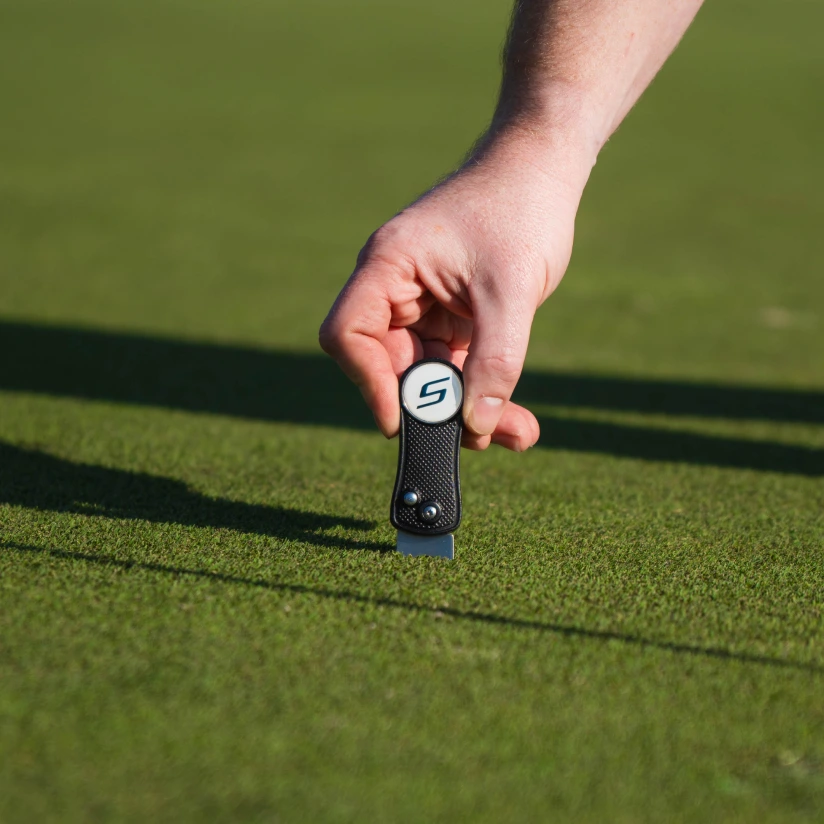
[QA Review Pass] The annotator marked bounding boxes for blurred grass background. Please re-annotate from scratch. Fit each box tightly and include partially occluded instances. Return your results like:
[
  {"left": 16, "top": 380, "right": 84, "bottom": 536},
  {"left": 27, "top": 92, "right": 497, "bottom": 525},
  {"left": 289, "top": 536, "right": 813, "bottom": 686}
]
[
  {"left": 1, "top": 1, "right": 822, "bottom": 821},
  {"left": 2, "top": 0, "right": 821, "bottom": 380}
]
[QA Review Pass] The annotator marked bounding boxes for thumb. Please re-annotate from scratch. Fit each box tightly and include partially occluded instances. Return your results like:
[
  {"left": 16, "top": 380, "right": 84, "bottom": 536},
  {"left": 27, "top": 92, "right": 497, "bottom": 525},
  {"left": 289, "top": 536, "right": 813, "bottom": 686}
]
[{"left": 462, "top": 282, "right": 536, "bottom": 437}]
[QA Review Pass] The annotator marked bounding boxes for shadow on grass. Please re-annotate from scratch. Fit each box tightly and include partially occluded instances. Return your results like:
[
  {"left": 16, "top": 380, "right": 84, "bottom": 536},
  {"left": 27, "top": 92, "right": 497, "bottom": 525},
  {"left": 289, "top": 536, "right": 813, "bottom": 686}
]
[
  {"left": 0, "top": 442, "right": 389, "bottom": 552},
  {"left": 1, "top": 319, "right": 823, "bottom": 475},
  {"left": 533, "top": 415, "right": 824, "bottom": 476},
  {"left": 3, "top": 539, "right": 821, "bottom": 675}
]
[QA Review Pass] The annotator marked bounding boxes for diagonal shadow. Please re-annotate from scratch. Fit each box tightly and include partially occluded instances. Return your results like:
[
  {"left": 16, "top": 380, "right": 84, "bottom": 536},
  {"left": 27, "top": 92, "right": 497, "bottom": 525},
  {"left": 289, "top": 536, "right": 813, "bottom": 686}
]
[
  {"left": 1, "top": 319, "right": 823, "bottom": 475},
  {"left": 3, "top": 539, "right": 821, "bottom": 675},
  {"left": 516, "top": 370, "right": 824, "bottom": 424},
  {"left": 0, "top": 319, "right": 372, "bottom": 430},
  {"left": 535, "top": 415, "right": 824, "bottom": 476},
  {"left": 0, "top": 442, "right": 389, "bottom": 552}
]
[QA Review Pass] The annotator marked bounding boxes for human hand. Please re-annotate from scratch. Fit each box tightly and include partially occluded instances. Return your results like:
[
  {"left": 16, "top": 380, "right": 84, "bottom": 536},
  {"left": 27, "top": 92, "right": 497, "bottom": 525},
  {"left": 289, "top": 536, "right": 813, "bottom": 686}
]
[{"left": 319, "top": 130, "right": 592, "bottom": 451}]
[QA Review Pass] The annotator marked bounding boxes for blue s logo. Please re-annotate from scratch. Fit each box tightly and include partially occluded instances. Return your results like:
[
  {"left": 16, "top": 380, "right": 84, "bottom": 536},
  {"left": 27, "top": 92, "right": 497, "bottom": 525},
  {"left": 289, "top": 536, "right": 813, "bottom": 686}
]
[{"left": 417, "top": 377, "right": 450, "bottom": 410}]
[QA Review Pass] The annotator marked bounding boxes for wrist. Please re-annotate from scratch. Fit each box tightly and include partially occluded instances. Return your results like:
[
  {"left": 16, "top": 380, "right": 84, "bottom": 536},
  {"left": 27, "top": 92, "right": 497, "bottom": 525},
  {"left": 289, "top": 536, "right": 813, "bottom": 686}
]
[
  {"left": 468, "top": 99, "right": 600, "bottom": 203},
  {"left": 488, "top": 79, "right": 614, "bottom": 171}
]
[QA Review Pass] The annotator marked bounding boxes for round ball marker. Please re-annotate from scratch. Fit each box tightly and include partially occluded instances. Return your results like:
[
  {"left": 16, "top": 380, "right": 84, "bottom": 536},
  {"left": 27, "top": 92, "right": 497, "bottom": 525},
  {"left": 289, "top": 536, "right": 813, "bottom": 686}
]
[{"left": 401, "top": 360, "right": 463, "bottom": 424}]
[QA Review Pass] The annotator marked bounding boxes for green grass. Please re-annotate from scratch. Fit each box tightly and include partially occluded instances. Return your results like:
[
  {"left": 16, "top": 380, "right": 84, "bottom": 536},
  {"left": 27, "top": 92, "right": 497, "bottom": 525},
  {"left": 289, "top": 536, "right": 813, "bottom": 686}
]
[{"left": 1, "top": 0, "right": 823, "bottom": 821}]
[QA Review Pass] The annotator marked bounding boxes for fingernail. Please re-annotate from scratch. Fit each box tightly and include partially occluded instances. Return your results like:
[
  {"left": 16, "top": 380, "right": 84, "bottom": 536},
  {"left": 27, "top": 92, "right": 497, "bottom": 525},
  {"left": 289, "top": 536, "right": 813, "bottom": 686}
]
[{"left": 468, "top": 396, "right": 504, "bottom": 436}]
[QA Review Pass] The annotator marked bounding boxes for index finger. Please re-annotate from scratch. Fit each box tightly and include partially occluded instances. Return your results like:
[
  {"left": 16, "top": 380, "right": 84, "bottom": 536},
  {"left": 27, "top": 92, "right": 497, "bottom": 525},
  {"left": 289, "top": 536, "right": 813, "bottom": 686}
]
[{"left": 319, "top": 268, "right": 400, "bottom": 437}]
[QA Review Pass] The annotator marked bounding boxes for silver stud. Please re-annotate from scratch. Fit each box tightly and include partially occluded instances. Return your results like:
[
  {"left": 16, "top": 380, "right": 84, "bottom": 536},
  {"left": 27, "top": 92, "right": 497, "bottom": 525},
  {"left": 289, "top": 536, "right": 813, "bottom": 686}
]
[
  {"left": 420, "top": 504, "right": 439, "bottom": 522},
  {"left": 402, "top": 490, "right": 419, "bottom": 506}
]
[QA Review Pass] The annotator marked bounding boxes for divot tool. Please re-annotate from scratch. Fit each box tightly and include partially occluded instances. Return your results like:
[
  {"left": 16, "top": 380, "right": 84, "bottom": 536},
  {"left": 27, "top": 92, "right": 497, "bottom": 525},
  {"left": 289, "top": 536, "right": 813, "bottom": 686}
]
[{"left": 391, "top": 358, "right": 463, "bottom": 560}]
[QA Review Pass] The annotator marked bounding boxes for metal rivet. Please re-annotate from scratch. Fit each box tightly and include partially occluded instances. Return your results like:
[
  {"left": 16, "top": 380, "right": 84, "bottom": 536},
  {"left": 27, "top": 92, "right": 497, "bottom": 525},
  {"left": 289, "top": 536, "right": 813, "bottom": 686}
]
[
  {"left": 420, "top": 503, "right": 440, "bottom": 522},
  {"left": 402, "top": 490, "right": 419, "bottom": 506}
]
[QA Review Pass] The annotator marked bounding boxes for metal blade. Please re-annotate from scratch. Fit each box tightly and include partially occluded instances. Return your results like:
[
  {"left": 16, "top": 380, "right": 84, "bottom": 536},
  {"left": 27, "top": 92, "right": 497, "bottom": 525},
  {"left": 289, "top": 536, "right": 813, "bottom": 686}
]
[{"left": 396, "top": 531, "right": 454, "bottom": 560}]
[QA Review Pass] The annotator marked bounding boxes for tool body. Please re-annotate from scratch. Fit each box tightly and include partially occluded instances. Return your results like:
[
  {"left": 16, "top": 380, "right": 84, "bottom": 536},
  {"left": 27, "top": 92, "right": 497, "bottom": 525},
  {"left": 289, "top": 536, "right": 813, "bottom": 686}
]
[{"left": 391, "top": 358, "right": 463, "bottom": 559}]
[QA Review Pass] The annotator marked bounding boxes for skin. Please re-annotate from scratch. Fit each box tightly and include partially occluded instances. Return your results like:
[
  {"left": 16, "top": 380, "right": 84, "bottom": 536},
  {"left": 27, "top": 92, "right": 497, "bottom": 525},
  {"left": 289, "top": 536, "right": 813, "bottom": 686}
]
[{"left": 320, "top": 0, "right": 704, "bottom": 452}]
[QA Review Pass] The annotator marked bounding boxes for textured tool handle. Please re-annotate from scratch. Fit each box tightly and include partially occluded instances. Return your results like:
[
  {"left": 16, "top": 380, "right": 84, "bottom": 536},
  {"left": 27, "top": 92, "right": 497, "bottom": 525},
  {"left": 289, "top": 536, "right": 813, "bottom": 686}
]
[{"left": 390, "top": 359, "right": 463, "bottom": 536}]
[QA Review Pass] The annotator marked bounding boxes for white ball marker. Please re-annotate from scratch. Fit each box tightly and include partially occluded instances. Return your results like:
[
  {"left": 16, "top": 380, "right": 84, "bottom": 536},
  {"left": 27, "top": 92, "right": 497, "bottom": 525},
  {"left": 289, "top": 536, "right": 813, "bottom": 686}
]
[{"left": 400, "top": 361, "right": 463, "bottom": 424}]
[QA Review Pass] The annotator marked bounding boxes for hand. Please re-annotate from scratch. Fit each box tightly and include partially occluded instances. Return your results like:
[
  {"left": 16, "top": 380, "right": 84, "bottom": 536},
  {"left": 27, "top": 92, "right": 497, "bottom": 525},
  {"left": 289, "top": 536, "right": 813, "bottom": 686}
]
[{"left": 319, "top": 130, "right": 590, "bottom": 451}]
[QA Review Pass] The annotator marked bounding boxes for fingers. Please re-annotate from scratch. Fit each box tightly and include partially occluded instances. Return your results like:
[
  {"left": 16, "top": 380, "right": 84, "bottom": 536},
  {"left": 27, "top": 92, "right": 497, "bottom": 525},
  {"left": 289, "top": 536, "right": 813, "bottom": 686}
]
[
  {"left": 462, "top": 431, "right": 492, "bottom": 451},
  {"left": 319, "top": 271, "right": 401, "bottom": 438},
  {"left": 383, "top": 326, "right": 424, "bottom": 376},
  {"left": 461, "top": 401, "right": 540, "bottom": 451},
  {"left": 490, "top": 401, "right": 540, "bottom": 450},
  {"left": 461, "top": 281, "right": 537, "bottom": 437}
]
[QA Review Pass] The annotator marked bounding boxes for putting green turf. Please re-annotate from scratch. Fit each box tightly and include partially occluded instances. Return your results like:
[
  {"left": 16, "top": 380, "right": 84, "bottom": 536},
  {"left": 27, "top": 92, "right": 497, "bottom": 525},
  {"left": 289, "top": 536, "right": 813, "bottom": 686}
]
[{"left": 1, "top": 0, "right": 823, "bottom": 821}]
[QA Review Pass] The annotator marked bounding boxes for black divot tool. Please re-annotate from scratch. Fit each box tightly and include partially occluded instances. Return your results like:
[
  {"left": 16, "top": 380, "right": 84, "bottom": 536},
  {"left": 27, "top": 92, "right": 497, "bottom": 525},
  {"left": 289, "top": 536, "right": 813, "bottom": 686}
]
[{"left": 391, "top": 358, "right": 463, "bottom": 559}]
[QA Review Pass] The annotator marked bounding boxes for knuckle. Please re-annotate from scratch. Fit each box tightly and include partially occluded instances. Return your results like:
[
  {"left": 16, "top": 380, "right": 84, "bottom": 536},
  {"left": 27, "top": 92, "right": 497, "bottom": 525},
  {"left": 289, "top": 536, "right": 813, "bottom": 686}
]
[
  {"left": 370, "top": 222, "right": 404, "bottom": 249},
  {"left": 481, "top": 351, "right": 523, "bottom": 387},
  {"left": 318, "top": 316, "right": 342, "bottom": 356},
  {"left": 358, "top": 223, "right": 399, "bottom": 263},
  {"left": 356, "top": 221, "right": 418, "bottom": 276}
]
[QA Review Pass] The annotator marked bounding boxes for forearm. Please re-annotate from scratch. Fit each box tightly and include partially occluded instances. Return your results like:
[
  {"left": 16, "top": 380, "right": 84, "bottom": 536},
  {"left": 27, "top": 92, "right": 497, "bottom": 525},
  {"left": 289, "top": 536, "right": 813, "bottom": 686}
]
[{"left": 489, "top": 0, "right": 703, "bottom": 169}]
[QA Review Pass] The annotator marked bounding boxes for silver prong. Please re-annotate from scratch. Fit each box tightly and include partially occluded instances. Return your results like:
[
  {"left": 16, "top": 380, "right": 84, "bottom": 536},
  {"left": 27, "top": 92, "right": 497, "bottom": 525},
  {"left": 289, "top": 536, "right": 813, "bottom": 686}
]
[{"left": 396, "top": 531, "right": 454, "bottom": 560}]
